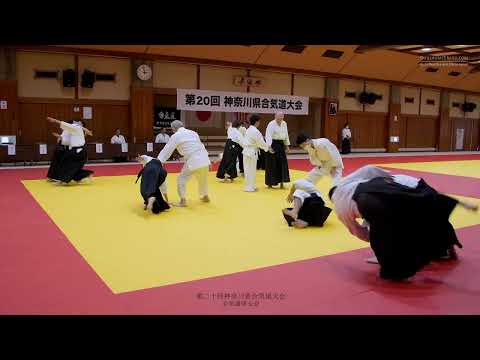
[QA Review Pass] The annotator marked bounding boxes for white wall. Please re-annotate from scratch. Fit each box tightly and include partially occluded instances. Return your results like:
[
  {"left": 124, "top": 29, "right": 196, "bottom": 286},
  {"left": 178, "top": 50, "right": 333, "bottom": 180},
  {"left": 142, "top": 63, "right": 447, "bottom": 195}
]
[
  {"left": 293, "top": 74, "right": 325, "bottom": 98},
  {"left": 400, "top": 86, "right": 420, "bottom": 115},
  {"left": 339, "top": 79, "right": 364, "bottom": 111},
  {"left": 154, "top": 62, "right": 197, "bottom": 90}
]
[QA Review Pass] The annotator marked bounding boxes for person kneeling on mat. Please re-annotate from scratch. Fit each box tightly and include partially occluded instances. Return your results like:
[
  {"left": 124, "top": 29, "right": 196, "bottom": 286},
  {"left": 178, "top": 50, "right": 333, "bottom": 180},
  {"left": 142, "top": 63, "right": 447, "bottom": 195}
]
[
  {"left": 136, "top": 155, "right": 170, "bottom": 214},
  {"left": 282, "top": 178, "right": 332, "bottom": 228}
]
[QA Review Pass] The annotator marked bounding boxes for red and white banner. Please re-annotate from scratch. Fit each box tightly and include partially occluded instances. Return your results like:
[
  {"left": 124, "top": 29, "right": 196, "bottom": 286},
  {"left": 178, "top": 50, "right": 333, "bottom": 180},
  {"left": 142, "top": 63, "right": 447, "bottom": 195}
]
[
  {"left": 177, "top": 89, "right": 309, "bottom": 115},
  {"left": 181, "top": 110, "right": 223, "bottom": 128}
]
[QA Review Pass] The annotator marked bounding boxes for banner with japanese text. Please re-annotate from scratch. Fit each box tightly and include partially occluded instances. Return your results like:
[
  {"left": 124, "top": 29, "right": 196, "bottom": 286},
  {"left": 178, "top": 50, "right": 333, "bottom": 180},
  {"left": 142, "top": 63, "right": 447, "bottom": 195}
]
[{"left": 177, "top": 89, "right": 309, "bottom": 115}]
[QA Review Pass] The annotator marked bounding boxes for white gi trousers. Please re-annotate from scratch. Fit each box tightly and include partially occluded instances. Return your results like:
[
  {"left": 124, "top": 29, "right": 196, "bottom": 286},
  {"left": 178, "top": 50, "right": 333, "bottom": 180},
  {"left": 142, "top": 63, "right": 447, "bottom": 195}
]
[
  {"left": 177, "top": 164, "right": 209, "bottom": 199},
  {"left": 306, "top": 166, "right": 343, "bottom": 186},
  {"left": 243, "top": 154, "right": 258, "bottom": 192}
]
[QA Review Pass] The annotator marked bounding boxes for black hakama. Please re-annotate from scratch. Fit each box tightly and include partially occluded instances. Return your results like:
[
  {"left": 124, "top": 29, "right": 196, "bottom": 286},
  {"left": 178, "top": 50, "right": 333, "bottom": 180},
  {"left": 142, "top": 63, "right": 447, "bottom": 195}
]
[
  {"left": 257, "top": 149, "right": 266, "bottom": 170},
  {"left": 47, "top": 143, "right": 67, "bottom": 180},
  {"left": 216, "top": 139, "right": 242, "bottom": 180},
  {"left": 265, "top": 139, "right": 290, "bottom": 186},
  {"left": 341, "top": 138, "right": 351, "bottom": 154},
  {"left": 136, "top": 159, "right": 170, "bottom": 214},
  {"left": 57, "top": 146, "right": 94, "bottom": 183},
  {"left": 352, "top": 177, "right": 461, "bottom": 280},
  {"left": 283, "top": 194, "right": 332, "bottom": 227}
]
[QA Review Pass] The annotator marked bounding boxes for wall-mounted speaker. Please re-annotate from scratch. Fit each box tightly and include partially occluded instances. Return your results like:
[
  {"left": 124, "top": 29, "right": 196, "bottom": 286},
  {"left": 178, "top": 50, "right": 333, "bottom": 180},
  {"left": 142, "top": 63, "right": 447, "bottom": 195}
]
[
  {"left": 462, "top": 102, "right": 477, "bottom": 112},
  {"left": 81, "top": 70, "right": 96, "bottom": 88},
  {"left": 62, "top": 69, "right": 77, "bottom": 87},
  {"left": 359, "top": 92, "right": 379, "bottom": 105}
]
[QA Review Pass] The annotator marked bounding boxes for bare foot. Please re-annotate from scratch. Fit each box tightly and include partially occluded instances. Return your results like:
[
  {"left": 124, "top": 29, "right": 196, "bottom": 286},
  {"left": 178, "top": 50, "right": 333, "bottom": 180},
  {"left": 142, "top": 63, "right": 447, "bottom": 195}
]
[
  {"left": 283, "top": 209, "right": 298, "bottom": 220},
  {"left": 147, "top": 197, "right": 156, "bottom": 210},
  {"left": 172, "top": 199, "right": 187, "bottom": 207},
  {"left": 292, "top": 220, "right": 308, "bottom": 228},
  {"left": 200, "top": 195, "right": 210, "bottom": 203}
]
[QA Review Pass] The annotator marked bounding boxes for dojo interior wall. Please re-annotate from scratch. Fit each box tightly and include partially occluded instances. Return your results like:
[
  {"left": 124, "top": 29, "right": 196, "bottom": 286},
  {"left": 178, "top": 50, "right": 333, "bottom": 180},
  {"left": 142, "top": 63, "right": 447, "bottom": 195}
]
[{"left": 3, "top": 47, "right": 480, "bottom": 151}]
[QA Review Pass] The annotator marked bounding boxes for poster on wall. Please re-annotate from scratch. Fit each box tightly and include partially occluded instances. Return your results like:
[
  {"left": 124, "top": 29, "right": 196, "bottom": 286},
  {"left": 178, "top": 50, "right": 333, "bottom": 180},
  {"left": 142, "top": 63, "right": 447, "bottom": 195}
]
[
  {"left": 456, "top": 128, "right": 465, "bottom": 150},
  {"left": 7, "top": 144, "right": 15, "bottom": 155},
  {"left": 177, "top": 89, "right": 309, "bottom": 115},
  {"left": 39, "top": 144, "right": 47, "bottom": 155},
  {"left": 83, "top": 106, "right": 93, "bottom": 119},
  {"left": 328, "top": 102, "right": 338, "bottom": 116},
  {"left": 0, "top": 100, "right": 7, "bottom": 110},
  {"left": 154, "top": 107, "right": 181, "bottom": 130}
]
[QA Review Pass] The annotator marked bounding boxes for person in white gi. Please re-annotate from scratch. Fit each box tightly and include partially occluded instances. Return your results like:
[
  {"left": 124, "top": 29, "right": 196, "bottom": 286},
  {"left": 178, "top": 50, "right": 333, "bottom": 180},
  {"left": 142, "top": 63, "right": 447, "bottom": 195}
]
[
  {"left": 157, "top": 120, "right": 210, "bottom": 207},
  {"left": 329, "top": 165, "right": 478, "bottom": 265},
  {"left": 264, "top": 111, "right": 290, "bottom": 188},
  {"left": 341, "top": 123, "right": 352, "bottom": 154},
  {"left": 47, "top": 117, "right": 94, "bottom": 183},
  {"left": 238, "top": 121, "right": 248, "bottom": 176},
  {"left": 155, "top": 128, "right": 170, "bottom": 144},
  {"left": 282, "top": 178, "right": 332, "bottom": 228},
  {"left": 111, "top": 129, "right": 126, "bottom": 144},
  {"left": 296, "top": 134, "right": 344, "bottom": 186},
  {"left": 242, "top": 114, "right": 270, "bottom": 192},
  {"left": 216, "top": 120, "right": 244, "bottom": 181}
]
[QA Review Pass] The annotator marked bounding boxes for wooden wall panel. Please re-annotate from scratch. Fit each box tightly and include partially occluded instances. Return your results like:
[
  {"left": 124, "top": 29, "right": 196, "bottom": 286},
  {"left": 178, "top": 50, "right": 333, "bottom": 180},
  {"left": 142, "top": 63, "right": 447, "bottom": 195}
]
[
  {"left": 87, "top": 104, "right": 130, "bottom": 144},
  {"left": 131, "top": 87, "right": 154, "bottom": 143},
  {"left": 343, "top": 112, "right": 387, "bottom": 149},
  {"left": 18, "top": 100, "right": 130, "bottom": 145},
  {"left": 0, "top": 80, "right": 18, "bottom": 136},
  {"left": 19, "top": 103, "right": 46, "bottom": 144},
  {"left": 404, "top": 116, "right": 438, "bottom": 148},
  {"left": 470, "top": 118, "right": 479, "bottom": 151}
]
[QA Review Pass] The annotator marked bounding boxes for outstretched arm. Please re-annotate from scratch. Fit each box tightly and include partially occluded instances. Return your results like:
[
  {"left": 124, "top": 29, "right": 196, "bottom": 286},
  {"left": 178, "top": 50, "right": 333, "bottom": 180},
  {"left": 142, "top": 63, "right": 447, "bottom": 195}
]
[{"left": 286, "top": 183, "right": 297, "bottom": 203}]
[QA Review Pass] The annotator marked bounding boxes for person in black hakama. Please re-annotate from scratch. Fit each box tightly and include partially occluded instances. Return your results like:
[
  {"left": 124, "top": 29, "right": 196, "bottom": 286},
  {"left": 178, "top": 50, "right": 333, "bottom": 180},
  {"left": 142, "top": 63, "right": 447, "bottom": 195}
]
[
  {"left": 264, "top": 112, "right": 290, "bottom": 188},
  {"left": 136, "top": 155, "right": 170, "bottom": 214},
  {"left": 341, "top": 123, "right": 352, "bottom": 155},
  {"left": 257, "top": 149, "right": 266, "bottom": 170},
  {"left": 47, "top": 129, "right": 70, "bottom": 182},
  {"left": 329, "top": 165, "right": 478, "bottom": 281},
  {"left": 282, "top": 179, "right": 332, "bottom": 228},
  {"left": 216, "top": 120, "right": 244, "bottom": 182},
  {"left": 47, "top": 117, "right": 94, "bottom": 184}
]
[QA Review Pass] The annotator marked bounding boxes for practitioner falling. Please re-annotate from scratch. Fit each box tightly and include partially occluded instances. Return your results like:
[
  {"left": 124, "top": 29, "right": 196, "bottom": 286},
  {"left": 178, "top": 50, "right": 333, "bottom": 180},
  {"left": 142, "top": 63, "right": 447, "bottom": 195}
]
[
  {"left": 265, "top": 112, "right": 290, "bottom": 189},
  {"left": 47, "top": 117, "right": 94, "bottom": 184},
  {"left": 47, "top": 126, "right": 71, "bottom": 181},
  {"left": 329, "top": 165, "right": 478, "bottom": 281},
  {"left": 216, "top": 120, "right": 244, "bottom": 182},
  {"left": 282, "top": 179, "right": 332, "bottom": 229},
  {"left": 242, "top": 114, "right": 270, "bottom": 192},
  {"left": 157, "top": 120, "right": 211, "bottom": 207},
  {"left": 136, "top": 155, "right": 170, "bottom": 214},
  {"left": 296, "top": 134, "right": 344, "bottom": 186}
]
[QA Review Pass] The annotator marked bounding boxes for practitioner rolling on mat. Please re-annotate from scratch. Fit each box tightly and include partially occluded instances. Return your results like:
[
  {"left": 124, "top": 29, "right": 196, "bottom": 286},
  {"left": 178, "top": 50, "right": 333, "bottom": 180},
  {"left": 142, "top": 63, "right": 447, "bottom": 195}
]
[{"left": 136, "top": 155, "right": 170, "bottom": 214}]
